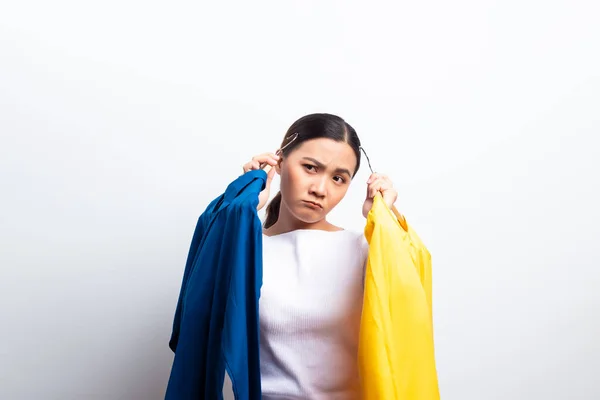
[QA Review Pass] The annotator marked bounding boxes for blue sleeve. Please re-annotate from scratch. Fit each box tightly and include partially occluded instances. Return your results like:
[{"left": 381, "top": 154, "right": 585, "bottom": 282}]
[{"left": 168, "top": 196, "right": 221, "bottom": 352}]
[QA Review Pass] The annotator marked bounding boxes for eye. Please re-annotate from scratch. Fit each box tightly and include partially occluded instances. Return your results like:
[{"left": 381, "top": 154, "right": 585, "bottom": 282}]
[
  {"left": 303, "top": 164, "right": 317, "bottom": 172},
  {"left": 333, "top": 175, "right": 347, "bottom": 184}
]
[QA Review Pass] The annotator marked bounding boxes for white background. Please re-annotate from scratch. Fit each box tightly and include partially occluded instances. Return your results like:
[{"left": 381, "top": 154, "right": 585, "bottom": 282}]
[{"left": 1, "top": 1, "right": 599, "bottom": 399}]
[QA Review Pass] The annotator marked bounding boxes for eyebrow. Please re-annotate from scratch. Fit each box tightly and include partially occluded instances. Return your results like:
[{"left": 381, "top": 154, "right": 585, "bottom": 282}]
[{"left": 302, "top": 157, "right": 352, "bottom": 177}]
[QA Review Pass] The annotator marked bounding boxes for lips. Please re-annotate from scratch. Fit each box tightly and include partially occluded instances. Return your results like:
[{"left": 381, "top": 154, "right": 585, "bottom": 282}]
[{"left": 302, "top": 200, "right": 323, "bottom": 209}]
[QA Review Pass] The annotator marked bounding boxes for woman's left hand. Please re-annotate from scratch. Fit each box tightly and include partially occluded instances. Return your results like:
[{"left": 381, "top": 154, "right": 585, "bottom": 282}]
[{"left": 362, "top": 172, "right": 398, "bottom": 218}]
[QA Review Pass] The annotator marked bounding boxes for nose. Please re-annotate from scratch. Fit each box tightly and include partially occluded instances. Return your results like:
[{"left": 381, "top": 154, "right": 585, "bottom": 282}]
[{"left": 309, "top": 176, "right": 327, "bottom": 198}]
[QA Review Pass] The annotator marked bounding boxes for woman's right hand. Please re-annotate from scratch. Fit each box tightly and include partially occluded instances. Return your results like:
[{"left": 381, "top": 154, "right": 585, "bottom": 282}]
[{"left": 242, "top": 152, "right": 280, "bottom": 210}]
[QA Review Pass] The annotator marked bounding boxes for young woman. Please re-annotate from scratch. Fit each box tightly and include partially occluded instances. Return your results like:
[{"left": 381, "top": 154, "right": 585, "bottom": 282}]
[{"left": 242, "top": 113, "right": 399, "bottom": 399}]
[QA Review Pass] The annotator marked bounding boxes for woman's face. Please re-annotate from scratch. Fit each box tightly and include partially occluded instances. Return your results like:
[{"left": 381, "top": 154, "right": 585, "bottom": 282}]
[{"left": 276, "top": 138, "right": 357, "bottom": 224}]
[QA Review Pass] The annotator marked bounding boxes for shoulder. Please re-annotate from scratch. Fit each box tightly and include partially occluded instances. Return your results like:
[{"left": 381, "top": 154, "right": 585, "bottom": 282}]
[{"left": 341, "top": 228, "right": 368, "bottom": 247}]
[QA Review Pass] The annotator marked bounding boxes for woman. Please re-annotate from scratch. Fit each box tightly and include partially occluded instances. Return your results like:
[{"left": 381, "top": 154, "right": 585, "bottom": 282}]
[{"left": 242, "top": 113, "right": 399, "bottom": 399}]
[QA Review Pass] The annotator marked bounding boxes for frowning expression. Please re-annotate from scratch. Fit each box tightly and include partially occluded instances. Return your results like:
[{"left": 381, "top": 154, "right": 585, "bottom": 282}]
[{"left": 276, "top": 138, "right": 358, "bottom": 223}]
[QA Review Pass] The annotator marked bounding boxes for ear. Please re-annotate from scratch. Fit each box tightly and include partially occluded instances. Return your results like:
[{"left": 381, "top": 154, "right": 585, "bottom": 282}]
[{"left": 275, "top": 158, "right": 283, "bottom": 175}]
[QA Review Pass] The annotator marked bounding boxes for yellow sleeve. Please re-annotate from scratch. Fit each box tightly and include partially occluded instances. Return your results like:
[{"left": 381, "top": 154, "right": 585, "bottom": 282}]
[
  {"left": 404, "top": 223, "right": 433, "bottom": 311},
  {"left": 359, "top": 195, "right": 439, "bottom": 400},
  {"left": 372, "top": 200, "right": 433, "bottom": 310}
]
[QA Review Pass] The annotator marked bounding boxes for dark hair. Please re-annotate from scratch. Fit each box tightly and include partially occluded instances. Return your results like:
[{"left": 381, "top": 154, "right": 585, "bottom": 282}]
[{"left": 264, "top": 113, "right": 362, "bottom": 229}]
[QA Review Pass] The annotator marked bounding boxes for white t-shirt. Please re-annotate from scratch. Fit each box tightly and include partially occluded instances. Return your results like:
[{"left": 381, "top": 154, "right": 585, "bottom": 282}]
[{"left": 259, "top": 229, "right": 369, "bottom": 400}]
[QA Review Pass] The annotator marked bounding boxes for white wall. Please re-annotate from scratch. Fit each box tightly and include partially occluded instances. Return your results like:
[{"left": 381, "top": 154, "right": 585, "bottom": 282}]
[{"left": 1, "top": 1, "right": 599, "bottom": 399}]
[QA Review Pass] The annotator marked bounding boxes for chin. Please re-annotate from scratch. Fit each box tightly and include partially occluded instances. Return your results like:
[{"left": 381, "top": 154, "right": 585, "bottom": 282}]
[{"left": 290, "top": 205, "right": 325, "bottom": 224}]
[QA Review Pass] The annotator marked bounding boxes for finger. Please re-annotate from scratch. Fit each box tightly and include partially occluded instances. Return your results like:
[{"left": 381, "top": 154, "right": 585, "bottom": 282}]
[
  {"left": 252, "top": 153, "right": 280, "bottom": 164},
  {"left": 244, "top": 157, "right": 275, "bottom": 172},
  {"left": 366, "top": 180, "right": 380, "bottom": 198},
  {"left": 366, "top": 182, "right": 376, "bottom": 198},
  {"left": 369, "top": 183, "right": 380, "bottom": 199},
  {"left": 367, "top": 172, "right": 379, "bottom": 184},
  {"left": 257, "top": 158, "right": 279, "bottom": 170},
  {"left": 373, "top": 184, "right": 381, "bottom": 197},
  {"left": 250, "top": 160, "right": 260, "bottom": 170},
  {"left": 251, "top": 152, "right": 278, "bottom": 160},
  {"left": 378, "top": 179, "right": 393, "bottom": 191},
  {"left": 367, "top": 177, "right": 383, "bottom": 196},
  {"left": 366, "top": 175, "right": 378, "bottom": 191},
  {"left": 266, "top": 166, "right": 276, "bottom": 183},
  {"left": 373, "top": 176, "right": 393, "bottom": 190},
  {"left": 368, "top": 173, "right": 393, "bottom": 187},
  {"left": 370, "top": 179, "right": 393, "bottom": 198}
]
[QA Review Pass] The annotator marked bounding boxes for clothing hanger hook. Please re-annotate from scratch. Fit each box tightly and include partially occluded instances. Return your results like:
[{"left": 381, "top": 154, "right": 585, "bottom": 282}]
[{"left": 261, "top": 132, "right": 300, "bottom": 171}]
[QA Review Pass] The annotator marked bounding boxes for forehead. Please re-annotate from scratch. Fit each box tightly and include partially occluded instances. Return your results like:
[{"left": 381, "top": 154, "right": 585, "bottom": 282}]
[{"left": 289, "top": 138, "right": 357, "bottom": 170}]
